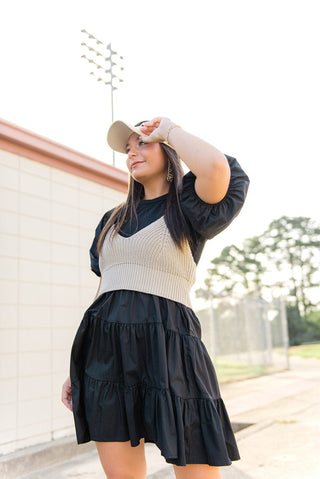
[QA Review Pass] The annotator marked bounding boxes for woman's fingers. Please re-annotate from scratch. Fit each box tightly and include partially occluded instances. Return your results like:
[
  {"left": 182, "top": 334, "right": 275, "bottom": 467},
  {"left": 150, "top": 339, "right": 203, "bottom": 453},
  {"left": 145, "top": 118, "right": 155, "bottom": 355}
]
[
  {"left": 142, "top": 118, "right": 161, "bottom": 129},
  {"left": 61, "top": 377, "right": 73, "bottom": 411},
  {"left": 140, "top": 118, "right": 164, "bottom": 135},
  {"left": 139, "top": 117, "right": 172, "bottom": 143},
  {"left": 139, "top": 122, "right": 159, "bottom": 135},
  {"left": 139, "top": 125, "right": 154, "bottom": 135}
]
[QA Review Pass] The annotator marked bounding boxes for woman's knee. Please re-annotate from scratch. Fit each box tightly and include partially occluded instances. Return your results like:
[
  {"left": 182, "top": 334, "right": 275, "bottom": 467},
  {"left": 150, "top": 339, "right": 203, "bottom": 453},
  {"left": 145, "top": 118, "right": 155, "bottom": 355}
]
[
  {"left": 95, "top": 440, "right": 147, "bottom": 479},
  {"left": 104, "top": 465, "right": 144, "bottom": 479},
  {"left": 173, "top": 463, "right": 221, "bottom": 479}
]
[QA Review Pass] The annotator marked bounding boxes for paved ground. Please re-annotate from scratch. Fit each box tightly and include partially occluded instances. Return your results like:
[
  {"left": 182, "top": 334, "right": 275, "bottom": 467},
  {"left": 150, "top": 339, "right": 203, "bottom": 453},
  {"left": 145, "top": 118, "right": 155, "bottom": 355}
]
[
  {"left": 15, "top": 356, "right": 320, "bottom": 479},
  {"left": 220, "top": 356, "right": 320, "bottom": 479}
]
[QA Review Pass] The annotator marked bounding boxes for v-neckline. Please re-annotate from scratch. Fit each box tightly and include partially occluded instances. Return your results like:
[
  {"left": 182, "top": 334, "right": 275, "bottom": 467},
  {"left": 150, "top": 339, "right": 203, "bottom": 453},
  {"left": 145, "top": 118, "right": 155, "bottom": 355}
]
[{"left": 118, "top": 215, "right": 166, "bottom": 240}]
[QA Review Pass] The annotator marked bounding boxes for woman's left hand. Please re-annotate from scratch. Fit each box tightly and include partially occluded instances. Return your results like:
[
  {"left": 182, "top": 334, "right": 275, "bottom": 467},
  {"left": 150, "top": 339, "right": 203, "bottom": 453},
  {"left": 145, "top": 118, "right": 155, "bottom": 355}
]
[{"left": 139, "top": 117, "right": 174, "bottom": 144}]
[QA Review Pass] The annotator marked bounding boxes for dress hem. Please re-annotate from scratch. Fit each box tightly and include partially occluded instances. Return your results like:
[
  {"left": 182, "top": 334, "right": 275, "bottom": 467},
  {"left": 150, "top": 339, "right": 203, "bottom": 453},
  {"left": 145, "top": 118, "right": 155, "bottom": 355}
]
[{"left": 75, "top": 435, "right": 236, "bottom": 467}]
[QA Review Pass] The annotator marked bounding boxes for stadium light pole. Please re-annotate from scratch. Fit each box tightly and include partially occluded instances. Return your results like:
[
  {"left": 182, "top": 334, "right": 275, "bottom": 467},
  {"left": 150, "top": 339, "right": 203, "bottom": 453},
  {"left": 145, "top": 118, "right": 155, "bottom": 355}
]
[{"left": 80, "top": 29, "right": 124, "bottom": 166}]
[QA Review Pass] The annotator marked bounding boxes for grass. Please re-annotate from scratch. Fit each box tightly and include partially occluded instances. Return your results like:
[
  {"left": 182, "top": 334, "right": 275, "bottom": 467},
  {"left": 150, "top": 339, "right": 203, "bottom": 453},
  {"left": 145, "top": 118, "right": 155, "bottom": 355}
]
[
  {"left": 213, "top": 343, "right": 320, "bottom": 384},
  {"left": 214, "top": 359, "right": 268, "bottom": 383},
  {"left": 289, "top": 343, "right": 320, "bottom": 359}
]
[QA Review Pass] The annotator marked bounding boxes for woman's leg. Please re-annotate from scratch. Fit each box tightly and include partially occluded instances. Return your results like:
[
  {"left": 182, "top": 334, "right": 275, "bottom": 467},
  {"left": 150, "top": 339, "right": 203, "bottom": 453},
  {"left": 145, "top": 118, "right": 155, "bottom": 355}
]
[
  {"left": 95, "top": 439, "right": 147, "bottom": 479},
  {"left": 173, "top": 464, "right": 222, "bottom": 479}
]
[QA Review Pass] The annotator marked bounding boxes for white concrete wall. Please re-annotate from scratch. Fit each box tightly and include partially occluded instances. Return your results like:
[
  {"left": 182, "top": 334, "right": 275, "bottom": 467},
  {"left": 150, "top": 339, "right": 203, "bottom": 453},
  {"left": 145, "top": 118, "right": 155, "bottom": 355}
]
[{"left": 0, "top": 149, "right": 125, "bottom": 454}]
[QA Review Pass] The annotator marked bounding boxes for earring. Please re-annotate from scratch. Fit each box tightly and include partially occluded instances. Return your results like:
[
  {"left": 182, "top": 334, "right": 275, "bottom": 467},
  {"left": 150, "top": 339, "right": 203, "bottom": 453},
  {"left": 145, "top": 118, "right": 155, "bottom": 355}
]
[{"left": 167, "top": 161, "right": 174, "bottom": 183}]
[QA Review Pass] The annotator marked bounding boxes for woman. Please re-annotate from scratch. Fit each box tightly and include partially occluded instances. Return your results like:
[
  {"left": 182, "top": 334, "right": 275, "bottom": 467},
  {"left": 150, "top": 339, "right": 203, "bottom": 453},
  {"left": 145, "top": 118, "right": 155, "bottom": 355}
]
[{"left": 62, "top": 117, "right": 249, "bottom": 479}]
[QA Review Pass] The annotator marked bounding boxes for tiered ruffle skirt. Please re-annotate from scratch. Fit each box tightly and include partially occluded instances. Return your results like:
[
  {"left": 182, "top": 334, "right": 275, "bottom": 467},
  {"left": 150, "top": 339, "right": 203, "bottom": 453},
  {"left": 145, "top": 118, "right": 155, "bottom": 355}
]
[{"left": 70, "top": 290, "right": 240, "bottom": 466}]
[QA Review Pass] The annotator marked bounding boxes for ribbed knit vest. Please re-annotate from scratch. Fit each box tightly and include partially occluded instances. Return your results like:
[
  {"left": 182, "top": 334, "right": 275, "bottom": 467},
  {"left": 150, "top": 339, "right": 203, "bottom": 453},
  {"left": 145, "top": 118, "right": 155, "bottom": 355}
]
[{"left": 98, "top": 216, "right": 196, "bottom": 308}]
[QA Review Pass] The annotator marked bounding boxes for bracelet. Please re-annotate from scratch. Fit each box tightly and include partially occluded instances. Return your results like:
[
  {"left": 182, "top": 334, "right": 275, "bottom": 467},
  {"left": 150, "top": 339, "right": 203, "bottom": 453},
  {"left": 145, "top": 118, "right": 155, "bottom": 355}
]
[{"left": 165, "top": 124, "right": 181, "bottom": 145}]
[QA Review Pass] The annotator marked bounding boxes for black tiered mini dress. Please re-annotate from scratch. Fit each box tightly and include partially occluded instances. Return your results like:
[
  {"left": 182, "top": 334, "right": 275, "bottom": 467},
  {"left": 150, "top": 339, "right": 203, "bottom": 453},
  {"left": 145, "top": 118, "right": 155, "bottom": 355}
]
[{"left": 70, "top": 155, "right": 249, "bottom": 466}]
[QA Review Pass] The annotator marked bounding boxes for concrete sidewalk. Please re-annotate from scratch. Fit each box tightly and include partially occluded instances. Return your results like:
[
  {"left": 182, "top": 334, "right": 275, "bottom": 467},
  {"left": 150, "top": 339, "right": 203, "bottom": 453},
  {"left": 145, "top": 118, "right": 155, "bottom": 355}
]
[
  {"left": 7, "top": 356, "right": 320, "bottom": 479},
  {"left": 220, "top": 355, "right": 320, "bottom": 479}
]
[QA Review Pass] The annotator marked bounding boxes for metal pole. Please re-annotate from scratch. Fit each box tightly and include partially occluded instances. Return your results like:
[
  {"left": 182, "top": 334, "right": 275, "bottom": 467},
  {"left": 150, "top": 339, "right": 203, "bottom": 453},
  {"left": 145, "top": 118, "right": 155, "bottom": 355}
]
[
  {"left": 110, "top": 85, "right": 115, "bottom": 165},
  {"left": 210, "top": 294, "right": 217, "bottom": 358},
  {"left": 80, "top": 31, "right": 123, "bottom": 167},
  {"left": 263, "top": 300, "right": 273, "bottom": 366},
  {"left": 243, "top": 297, "right": 253, "bottom": 365},
  {"left": 110, "top": 87, "right": 114, "bottom": 123},
  {"left": 280, "top": 298, "right": 290, "bottom": 369}
]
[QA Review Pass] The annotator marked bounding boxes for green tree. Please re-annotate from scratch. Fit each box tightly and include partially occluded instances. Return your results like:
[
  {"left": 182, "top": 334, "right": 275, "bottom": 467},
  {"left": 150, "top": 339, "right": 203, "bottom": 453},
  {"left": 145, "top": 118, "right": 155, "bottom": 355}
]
[
  {"left": 197, "top": 216, "right": 320, "bottom": 345},
  {"left": 262, "top": 216, "right": 320, "bottom": 319},
  {"left": 196, "top": 236, "right": 266, "bottom": 299}
]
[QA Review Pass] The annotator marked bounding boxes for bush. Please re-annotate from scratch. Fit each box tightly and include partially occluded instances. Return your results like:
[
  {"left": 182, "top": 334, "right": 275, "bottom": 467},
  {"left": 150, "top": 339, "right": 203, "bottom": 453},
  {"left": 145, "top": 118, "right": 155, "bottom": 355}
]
[{"left": 287, "top": 305, "right": 320, "bottom": 346}]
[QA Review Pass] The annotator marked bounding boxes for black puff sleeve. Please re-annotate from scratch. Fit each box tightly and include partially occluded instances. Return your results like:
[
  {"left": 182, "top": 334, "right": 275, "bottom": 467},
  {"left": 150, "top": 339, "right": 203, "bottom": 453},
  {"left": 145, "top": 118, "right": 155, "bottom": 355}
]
[
  {"left": 89, "top": 211, "right": 112, "bottom": 277},
  {"left": 180, "top": 155, "right": 249, "bottom": 240}
]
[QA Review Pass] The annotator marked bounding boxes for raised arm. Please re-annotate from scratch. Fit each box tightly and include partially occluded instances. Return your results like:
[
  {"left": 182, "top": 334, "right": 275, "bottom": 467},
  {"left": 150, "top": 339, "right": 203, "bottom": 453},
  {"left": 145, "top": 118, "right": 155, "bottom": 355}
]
[{"left": 139, "top": 117, "right": 230, "bottom": 204}]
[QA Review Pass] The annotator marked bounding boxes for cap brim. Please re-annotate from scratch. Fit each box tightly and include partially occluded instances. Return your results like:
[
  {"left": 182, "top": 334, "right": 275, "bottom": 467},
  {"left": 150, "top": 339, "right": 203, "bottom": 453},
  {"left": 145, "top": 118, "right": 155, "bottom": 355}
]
[
  {"left": 107, "top": 121, "right": 143, "bottom": 154},
  {"left": 107, "top": 120, "right": 175, "bottom": 154}
]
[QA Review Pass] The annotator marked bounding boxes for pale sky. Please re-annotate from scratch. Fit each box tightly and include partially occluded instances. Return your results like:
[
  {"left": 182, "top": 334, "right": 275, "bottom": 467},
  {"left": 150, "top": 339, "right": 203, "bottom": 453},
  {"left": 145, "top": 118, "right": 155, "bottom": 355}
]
[{"left": 1, "top": 0, "right": 319, "bottom": 302}]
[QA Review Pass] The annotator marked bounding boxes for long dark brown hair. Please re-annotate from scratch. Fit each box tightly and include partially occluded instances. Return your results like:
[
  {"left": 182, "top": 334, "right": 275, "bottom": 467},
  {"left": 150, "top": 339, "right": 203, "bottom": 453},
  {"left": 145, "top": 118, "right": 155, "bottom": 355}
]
[{"left": 96, "top": 143, "right": 192, "bottom": 254}]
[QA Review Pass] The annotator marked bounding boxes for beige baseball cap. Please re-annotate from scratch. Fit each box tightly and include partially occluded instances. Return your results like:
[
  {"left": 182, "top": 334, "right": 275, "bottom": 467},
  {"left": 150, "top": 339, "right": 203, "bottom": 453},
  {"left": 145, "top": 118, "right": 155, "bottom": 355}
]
[{"left": 107, "top": 120, "right": 174, "bottom": 154}]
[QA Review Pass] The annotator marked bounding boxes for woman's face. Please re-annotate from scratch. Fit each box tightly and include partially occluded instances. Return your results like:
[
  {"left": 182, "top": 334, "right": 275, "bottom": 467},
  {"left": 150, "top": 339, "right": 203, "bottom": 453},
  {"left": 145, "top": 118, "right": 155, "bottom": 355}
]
[{"left": 125, "top": 133, "right": 167, "bottom": 183}]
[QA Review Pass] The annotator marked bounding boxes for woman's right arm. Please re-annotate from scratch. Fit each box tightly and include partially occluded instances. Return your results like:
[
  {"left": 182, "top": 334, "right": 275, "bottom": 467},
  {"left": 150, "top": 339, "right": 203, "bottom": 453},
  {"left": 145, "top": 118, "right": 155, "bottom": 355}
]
[
  {"left": 61, "top": 277, "right": 102, "bottom": 411},
  {"left": 61, "top": 376, "right": 72, "bottom": 411}
]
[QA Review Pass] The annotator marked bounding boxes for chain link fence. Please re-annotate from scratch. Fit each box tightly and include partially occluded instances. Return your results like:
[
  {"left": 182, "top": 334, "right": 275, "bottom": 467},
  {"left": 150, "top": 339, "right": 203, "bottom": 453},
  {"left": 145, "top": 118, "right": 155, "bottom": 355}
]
[{"left": 197, "top": 296, "right": 290, "bottom": 379}]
